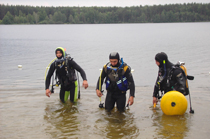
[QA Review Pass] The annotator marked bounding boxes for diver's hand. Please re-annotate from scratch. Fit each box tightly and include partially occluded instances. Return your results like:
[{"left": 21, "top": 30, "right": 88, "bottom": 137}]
[
  {"left": 96, "top": 89, "right": 103, "bottom": 97},
  {"left": 46, "top": 89, "right": 51, "bottom": 97},
  {"left": 153, "top": 97, "right": 158, "bottom": 105},
  {"left": 83, "top": 80, "right": 88, "bottom": 89},
  {"left": 127, "top": 96, "right": 134, "bottom": 106}
]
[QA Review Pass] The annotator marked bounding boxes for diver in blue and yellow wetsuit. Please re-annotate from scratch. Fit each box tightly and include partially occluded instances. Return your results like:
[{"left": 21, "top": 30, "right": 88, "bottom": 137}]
[
  {"left": 96, "top": 52, "right": 135, "bottom": 112},
  {"left": 45, "top": 47, "right": 88, "bottom": 103}
]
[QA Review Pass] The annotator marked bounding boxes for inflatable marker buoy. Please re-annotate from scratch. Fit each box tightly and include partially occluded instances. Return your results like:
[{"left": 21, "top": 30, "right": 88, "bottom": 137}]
[
  {"left": 160, "top": 91, "right": 188, "bottom": 115},
  {"left": 18, "top": 65, "right": 22, "bottom": 68},
  {"left": 131, "top": 69, "right": 134, "bottom": 73}
]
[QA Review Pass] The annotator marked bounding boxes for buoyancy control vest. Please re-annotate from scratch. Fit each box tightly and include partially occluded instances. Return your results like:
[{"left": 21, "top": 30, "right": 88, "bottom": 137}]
[
  {"left": 55, "top": 54, "right": 77, "bottom": 86},
  {"left": 104, "top": 62, "right": 129, "bottom": 92}
]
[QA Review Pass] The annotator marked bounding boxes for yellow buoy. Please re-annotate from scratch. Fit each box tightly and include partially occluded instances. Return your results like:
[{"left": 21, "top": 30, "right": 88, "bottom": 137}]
[{"left": 160, "top": 91, "right": 188, "bottom": 115}]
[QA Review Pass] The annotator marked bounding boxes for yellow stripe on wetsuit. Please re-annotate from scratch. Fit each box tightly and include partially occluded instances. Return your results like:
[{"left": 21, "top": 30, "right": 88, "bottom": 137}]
[{"left": 64, "top": 80, "right": 78, "bottom": 102}]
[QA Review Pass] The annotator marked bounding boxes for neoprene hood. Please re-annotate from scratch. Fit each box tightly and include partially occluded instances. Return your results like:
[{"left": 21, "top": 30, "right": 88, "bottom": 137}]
[
  {"left": 109, "top": 52, "right": 120, "bottom": 60},
  {"left": 55, "top": 47, "right": 65, "bottom": 59},
  {"left": 155, "top": 52, "right": 168, "bottom": 67}
]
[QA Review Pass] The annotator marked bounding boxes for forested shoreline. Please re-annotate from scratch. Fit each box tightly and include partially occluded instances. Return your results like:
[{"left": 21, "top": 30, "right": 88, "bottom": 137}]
[{"left": 0, "top": 3, "right": 210, "bottom": 24}]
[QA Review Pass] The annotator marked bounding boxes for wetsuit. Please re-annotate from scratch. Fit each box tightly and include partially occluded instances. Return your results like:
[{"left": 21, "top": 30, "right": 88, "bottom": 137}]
[
  {"left": 153, "top": 52, "right": 186, "bottom": 98},
  {"left": 46, "top": 59, "right": 87, "bottom": 103},
  {"left": 96, "top": 62, "right": 135, "bottom": 111}
]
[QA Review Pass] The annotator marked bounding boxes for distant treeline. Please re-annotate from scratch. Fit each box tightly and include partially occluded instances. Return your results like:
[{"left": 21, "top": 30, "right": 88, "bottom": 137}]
[{"left": 0, "top": 3, "right": 210, "bottom": 24}]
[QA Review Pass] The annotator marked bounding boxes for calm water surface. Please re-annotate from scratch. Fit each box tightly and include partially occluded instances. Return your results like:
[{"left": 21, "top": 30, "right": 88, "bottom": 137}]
[{"left": 0, "top": 23, "right": 210, "bottom": 139}]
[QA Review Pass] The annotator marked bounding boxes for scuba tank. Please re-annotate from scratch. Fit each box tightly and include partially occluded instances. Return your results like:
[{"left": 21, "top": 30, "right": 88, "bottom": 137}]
[{"left": 176, "top": 61, "right": 194, "bottom": 96}]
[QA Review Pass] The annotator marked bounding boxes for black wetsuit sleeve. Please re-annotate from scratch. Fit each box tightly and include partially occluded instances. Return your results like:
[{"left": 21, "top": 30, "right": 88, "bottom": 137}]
[
  {"left": 172, "top": 68, "right": 186, "bottom": 93},
  {"left": 70, "top": 60, "right": 87, "bottom": 81},
  {"left": 153, "top": 76, "right": 159, "bottom": 98},
  {"left": 124, "top": 67, "right": 135, "bottom": 97},
  {"left": 45, "top": 62, "right": 55, "bottom": 90},
  {"left": 96, "top": 66, "right": 107, "bottom": 90}
]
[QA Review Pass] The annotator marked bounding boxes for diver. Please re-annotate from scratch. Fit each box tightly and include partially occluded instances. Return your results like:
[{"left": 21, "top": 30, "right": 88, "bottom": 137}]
[
  {"left": 153, "top": 52, "right": 188, "bottom": 105},
  {"left": 96, "top": 52, "right": 135, "bottom": 112},
  {"left": 45, "top": 47, "right": 88, "bottom": 103}
]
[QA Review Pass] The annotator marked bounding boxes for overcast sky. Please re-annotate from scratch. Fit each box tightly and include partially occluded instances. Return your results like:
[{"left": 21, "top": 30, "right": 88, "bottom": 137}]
[{"left": 0, "top": 0, "right": 210, "bottom": 7}]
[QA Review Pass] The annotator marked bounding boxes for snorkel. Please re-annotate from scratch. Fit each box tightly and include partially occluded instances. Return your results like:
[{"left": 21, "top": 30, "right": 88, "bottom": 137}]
[
  {"left": 157, "top": 60, "right": 166, "bottom": 85},
  {"left": 162, "top": 60, "right": 166, "bottom": 80},
  {"left": 119, "top": 58, "right": 124, "bottom": 69}
]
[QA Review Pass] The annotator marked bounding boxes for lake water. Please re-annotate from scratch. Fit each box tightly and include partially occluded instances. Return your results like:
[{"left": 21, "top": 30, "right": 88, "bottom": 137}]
[{"left": 0, "top": 23, "right": 210, "bottom": 139}]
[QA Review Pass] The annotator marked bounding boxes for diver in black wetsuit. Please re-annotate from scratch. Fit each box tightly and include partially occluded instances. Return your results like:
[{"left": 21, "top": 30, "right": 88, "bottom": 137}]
[
  {"left": 45, "top": 47, "right": 88, "bottom": 103},
  {"left": 96, "top": 52, "right": 135, "bottom": 112},
  {"left": 153, "top": 52, "right": 187, "bottom": 105}
]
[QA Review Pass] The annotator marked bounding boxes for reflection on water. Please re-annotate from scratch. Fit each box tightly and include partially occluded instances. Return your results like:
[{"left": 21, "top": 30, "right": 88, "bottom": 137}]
[
  {"left": 38, "top": 89, "right": 192, "bottom": 139},
  {"left": 44, "top": 100, "right": 140, "bottom": 139},
  {"left": 44, "top": 101, "right": 80, "bottom": 138},
  {"left": 94, "top": 108, "right": 140, "bottom": 139},
  {"left": 152, "top": 108, "right": 190, "bottom": 139},
  {"left": 1, "top": 87, "right": 210, "bottom": 138}
]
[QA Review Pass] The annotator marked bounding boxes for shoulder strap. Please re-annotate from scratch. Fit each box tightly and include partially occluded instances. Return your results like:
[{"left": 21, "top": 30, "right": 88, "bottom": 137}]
[
  {"left": 166, "top": 65, "right": 176, "bottom": 85},
  {"left": 123, "top": 64, "right": 128, "bottom": 72},
  {"left": 65, "top": 56, "right": 74, "bottom": 70},
  {"left": 103, "top": 62, "right": 110, "bottom": 73}
]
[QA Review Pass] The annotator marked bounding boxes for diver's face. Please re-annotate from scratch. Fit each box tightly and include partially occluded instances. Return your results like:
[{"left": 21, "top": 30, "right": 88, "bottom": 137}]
[
  {"left": 56, "top": 51, "right": 63, "bottom": 58},
  {"left": 110, "top": 59, "right": 118, "bottom": 66},
  {"left": 156, "top": 60, "right": 160, "bottom": 66}
]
